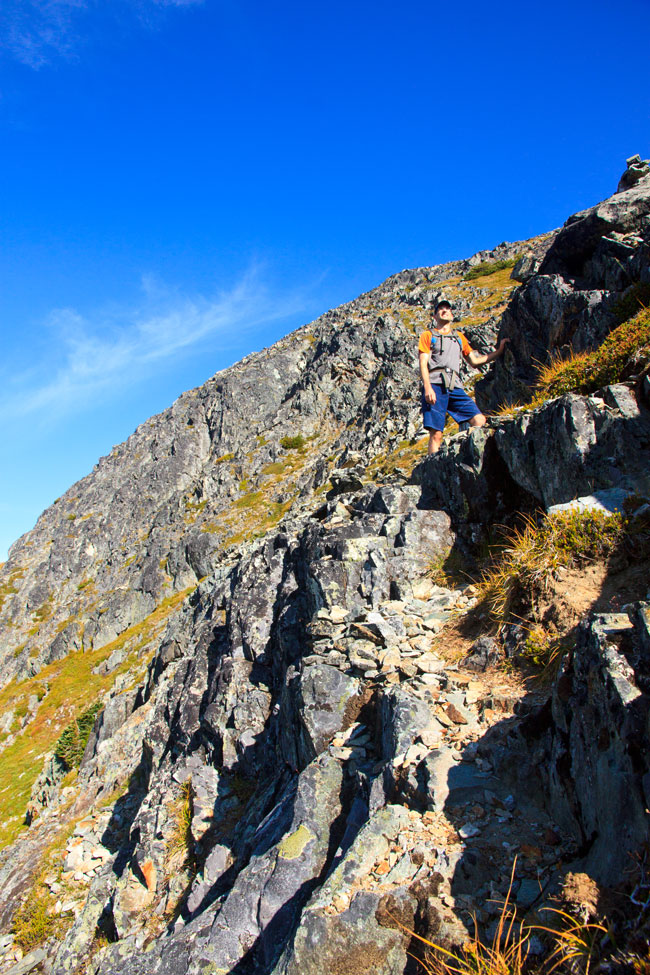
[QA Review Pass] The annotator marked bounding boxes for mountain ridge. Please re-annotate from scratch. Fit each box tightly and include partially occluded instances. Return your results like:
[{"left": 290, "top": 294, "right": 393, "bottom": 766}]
[{"left": 0, "top": 164, "right": 649, "bottom": 975}]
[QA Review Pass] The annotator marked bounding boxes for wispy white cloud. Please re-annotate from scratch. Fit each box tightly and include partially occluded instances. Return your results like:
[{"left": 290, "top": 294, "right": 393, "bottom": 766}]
[
  {"left": 0, "top": 266, "right": 310, "bottom": 420},
  {"left": 0, "top": 0, "right": 204, "bottom": 68}
]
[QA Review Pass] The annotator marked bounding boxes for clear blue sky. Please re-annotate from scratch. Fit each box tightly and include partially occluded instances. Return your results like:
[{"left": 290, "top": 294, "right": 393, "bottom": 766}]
[{"left": 1, "top": 0, "right": 649, "bottom": 560}]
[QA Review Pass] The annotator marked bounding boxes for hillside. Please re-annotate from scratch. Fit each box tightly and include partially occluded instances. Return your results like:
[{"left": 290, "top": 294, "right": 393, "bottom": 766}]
[{"left": 0, "top": 158, "right": 649, "bottom": 975}]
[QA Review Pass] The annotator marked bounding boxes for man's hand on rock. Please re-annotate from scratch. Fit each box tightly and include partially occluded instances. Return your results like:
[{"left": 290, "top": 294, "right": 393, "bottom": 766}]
[{"left": 496, "top": 338, "right": 510, "bottom": 356}]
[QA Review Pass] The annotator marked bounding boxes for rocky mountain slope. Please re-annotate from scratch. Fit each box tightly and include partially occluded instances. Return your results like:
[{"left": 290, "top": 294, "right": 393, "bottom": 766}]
[{"left": 0, "top": 159, "right": 649, "bottom": 975}]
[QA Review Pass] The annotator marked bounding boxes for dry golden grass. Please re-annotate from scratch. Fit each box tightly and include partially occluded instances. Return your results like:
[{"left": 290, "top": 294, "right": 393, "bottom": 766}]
[
  {"left": 400, "top": 861, "right": 617, "bottom": 975},
  {"left": 477, "top": 509, "right": 625, "bottom": 633},
  {"left": 535, "top": 910, "right": 609, "bottom": 975},
  {"left": 405, "top": 862, "right": 529, "bottom": 975},
  {"left": 495, "top": 303, "right": 650, "bottom": 416}
]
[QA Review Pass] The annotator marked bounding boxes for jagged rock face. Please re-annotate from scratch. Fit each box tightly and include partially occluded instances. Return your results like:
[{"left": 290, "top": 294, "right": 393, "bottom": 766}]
[
  {"left": 0, "top": 172, "right": 649, "bottom": 975},
  {"left": 475, "top": 606, "right": 650, "bottom": 888},
  {"left": 477, "top": 173, "right": 650, "bottom": 409},
  {"left": 0, "top": 237, "right": 532, "bottom": 685}
]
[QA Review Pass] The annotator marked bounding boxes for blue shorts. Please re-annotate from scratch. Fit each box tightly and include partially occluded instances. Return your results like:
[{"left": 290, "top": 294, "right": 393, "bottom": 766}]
[{"left": 421, "top": 384, "right": 481, "bottom": 432}]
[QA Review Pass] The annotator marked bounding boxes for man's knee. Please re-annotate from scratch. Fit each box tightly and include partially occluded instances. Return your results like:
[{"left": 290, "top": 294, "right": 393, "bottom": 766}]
[
  {"left": 428, "top": 429, "right": 443, "bottom": 454},
  {"left": 469, "top": 413, "right": 486, "bottom": 428}
]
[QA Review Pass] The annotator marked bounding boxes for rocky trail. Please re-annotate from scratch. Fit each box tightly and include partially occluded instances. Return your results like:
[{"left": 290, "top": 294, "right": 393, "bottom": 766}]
[{"left": 0, "top": 159, "right": 649, "bottom": 974}]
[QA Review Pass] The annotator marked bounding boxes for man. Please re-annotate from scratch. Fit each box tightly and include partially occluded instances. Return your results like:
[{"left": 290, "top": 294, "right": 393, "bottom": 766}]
[{"left": 419, "top": 299, "right": 509, "bottom": 455}]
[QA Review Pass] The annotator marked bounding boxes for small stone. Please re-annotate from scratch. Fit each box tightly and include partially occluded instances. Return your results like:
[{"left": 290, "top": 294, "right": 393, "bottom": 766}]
[
  {"left": 417, "top": 674, "right": 443, "bottom": 689},
  {"left": 434, "top": 708, "right": 454, "bottom": 729},
  {"left": 330, "top": 746, "right": 356, "bottom": 760},
  {"left": 446, "top": 704, "right": 468, "bottom": 725},
  {"left": 141, "top": 859, "right": 157, "bottom": 892},
  {"left": 399, "top": 661, "right": 418, "bottom": 678},
  {"left": 412, "top": 580, "right": 435, "bottom": 600},
  {"left": 422, "top": 617, "right": 443, "bottom": 633},
  {"left": 404, "top": 743, "right": 428, "bottom": 766},
  {"left": 374, "top": 860, "right": 390, "bottom": 876},
  {"left": 458, "top": 823, "right": 481, "bottom": 839},
  {"left": 332, "top": 893, "right": 349, "bottom": 912}
]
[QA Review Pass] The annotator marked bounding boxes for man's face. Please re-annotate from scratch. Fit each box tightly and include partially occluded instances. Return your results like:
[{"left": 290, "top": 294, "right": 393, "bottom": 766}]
[{"left": 433, "top": 305, "right": 454, "bottom": 332}]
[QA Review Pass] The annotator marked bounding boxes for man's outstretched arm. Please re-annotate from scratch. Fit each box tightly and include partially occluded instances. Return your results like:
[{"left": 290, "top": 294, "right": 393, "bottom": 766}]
[{"left": 467, "top": 337, "right": 510, "bottom": 368}]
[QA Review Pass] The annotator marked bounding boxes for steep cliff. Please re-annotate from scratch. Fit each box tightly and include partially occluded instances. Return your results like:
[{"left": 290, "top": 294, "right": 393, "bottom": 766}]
[{"left": 0, "top": 166, "right": 649, "bottom": 975}]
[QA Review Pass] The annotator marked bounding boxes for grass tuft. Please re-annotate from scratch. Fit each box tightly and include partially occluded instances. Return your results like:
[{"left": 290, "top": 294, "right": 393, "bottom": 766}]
[
  {"left": 536, "top": 909, "right": 610, "bottom": 975},
  {"left": 535, "top": 305, "right": 650, "bottom": 402},
  {"left": 478, "top": 509, "right": 625, "bottom": 630},
  {"left": 167, "top": 781, "right": 194, "bottom": 866},
  {"left": 406, "top": 861, "right": 529, "bottom": 975}
]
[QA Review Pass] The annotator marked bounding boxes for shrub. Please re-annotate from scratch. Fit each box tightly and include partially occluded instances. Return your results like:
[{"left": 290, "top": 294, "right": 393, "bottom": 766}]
[
  {"left": 280, "top": 434, "right": 306, "bottom": 451},
  {"left": 54, "top": 701, "right": 103, "bottom": 771},
  {"left": 464, "top": 256, "right": 519, "bottom": 281}
]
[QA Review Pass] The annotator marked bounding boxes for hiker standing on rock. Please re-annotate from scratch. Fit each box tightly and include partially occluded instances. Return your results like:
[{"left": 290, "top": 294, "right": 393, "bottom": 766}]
[{"left": 419, "top": 299, "right": 509, "bottom": 455}]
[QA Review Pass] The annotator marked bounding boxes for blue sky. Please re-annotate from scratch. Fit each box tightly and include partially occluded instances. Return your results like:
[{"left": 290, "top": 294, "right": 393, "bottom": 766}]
[{"left": 1, "top": 0, "right": 649, "bottom": 560}]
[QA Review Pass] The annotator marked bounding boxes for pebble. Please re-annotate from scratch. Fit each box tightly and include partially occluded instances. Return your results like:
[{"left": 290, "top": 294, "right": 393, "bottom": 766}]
[
  {"left": 459, "top": 823, "right": 481, "bottom": 839},
  {"left": 434, "top": 709, "right": 454, "bottom": 729}
]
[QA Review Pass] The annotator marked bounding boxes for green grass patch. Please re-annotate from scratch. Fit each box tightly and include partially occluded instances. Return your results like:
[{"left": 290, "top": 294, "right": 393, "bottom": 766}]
[
  {"left": 464, "top": 256, "right": 519, "bottom": 281},
  {"left": 13, "top": 886, "right": 64, "bottom": 951},
  {"left": 166, "top": 780, "right": 194, "bottom": 867},
  {"left": 262, "top": 461, "right": 287, "bottom": 476},
  {"left": 366, "top": 436, "right": 430, "bottom": 480},
  {"left": 234, "top": 490, "right": 264, "bottom": 510},
  {"left": 32, "top": 598, "right": 53, "bottom": 623},
  {"left": 0, "top": 586, "right": 194, "bottom": 850},
  {"left": 280, "top": 434, "right": 306, "bottom": 450},
  {"left": 214, "top": 452, "right": 235, "bottom": 464},
  {"left": 0, "top": 584, "right": 19, "bottom": 613},
  {"left": 427, "top": 548, "right": 470, "bottom": 588}
]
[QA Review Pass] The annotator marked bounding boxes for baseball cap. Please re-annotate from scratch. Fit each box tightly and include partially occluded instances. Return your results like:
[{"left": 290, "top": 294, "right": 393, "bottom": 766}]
[{"left": 434, "top": 299, "right": 452, "bottom": 313}]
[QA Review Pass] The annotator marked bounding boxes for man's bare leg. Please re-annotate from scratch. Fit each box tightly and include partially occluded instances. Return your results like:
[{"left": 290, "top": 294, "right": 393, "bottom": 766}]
[
  {"left": 469, "top": 413, "right": 486, "bottom": 428},
  {"left": 428, "top": 430, "right": 444, "bottom": 455}
]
